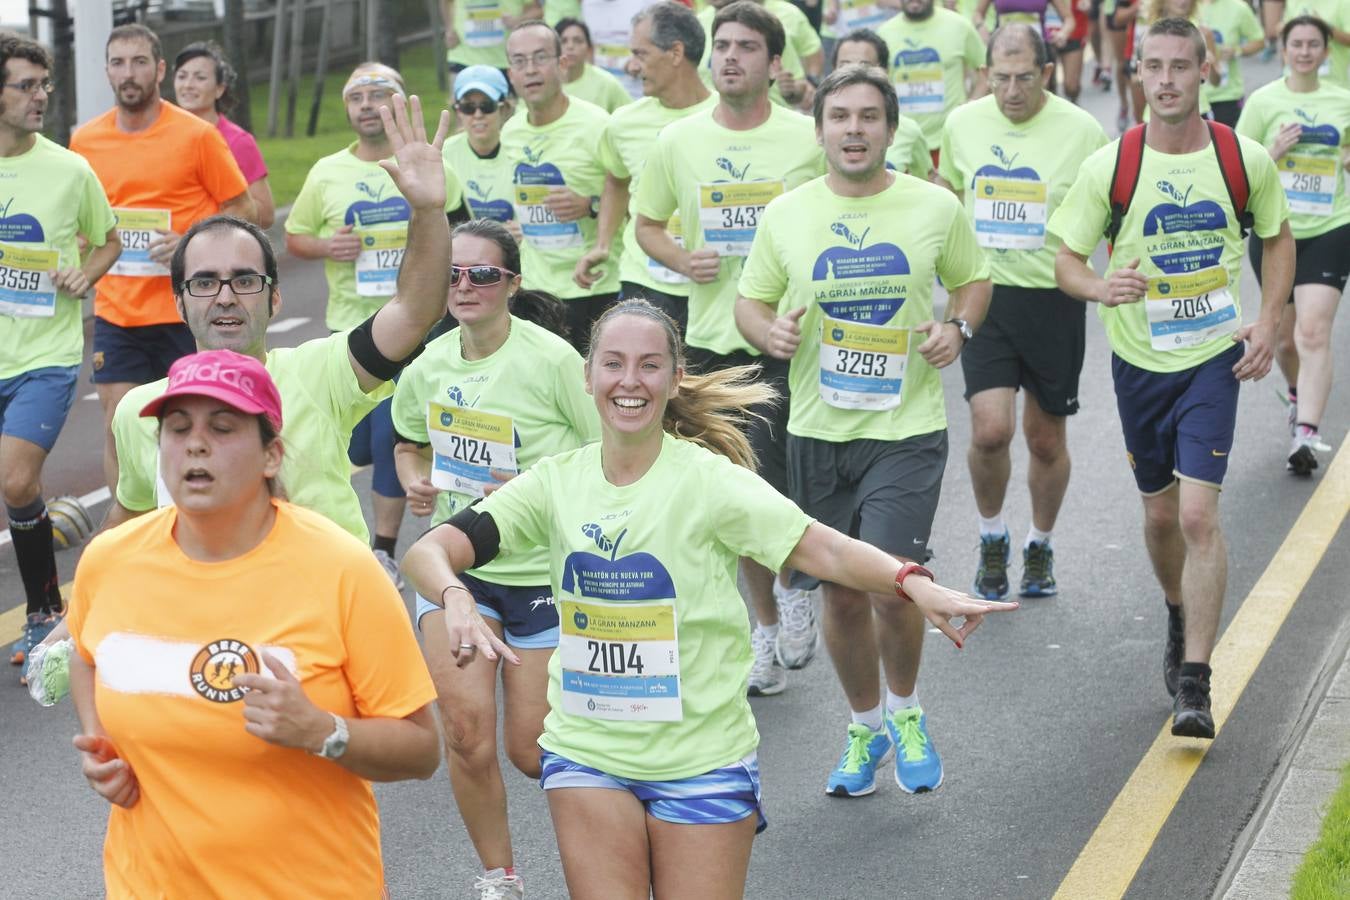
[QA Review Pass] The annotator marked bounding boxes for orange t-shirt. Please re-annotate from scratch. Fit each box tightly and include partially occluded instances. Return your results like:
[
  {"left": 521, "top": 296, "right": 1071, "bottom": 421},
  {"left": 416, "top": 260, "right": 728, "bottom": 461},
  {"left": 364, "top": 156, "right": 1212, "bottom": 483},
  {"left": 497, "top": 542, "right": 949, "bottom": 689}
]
[
  {"left": 69, "top": 102, "right": 249, "bottom": 327},
  {"left": 67, "top": 502, "right": 437, "bottom": 899}
]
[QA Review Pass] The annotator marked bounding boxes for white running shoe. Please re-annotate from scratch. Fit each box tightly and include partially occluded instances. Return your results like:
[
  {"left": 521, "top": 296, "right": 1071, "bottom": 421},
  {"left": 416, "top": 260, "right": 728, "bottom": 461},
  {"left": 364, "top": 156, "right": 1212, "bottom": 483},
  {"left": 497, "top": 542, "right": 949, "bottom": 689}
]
[
  {"left": 373, "top": 548, "right": 405, "bottom": 590},
  {"left": 747, "top": 627, "right": 787, "bottom": 696},
  {"left": 474, "top": 868, "right": 524, "bottom": 900},
  {"left": 775, "top": 587, "right": 820, "bottom": 669}
]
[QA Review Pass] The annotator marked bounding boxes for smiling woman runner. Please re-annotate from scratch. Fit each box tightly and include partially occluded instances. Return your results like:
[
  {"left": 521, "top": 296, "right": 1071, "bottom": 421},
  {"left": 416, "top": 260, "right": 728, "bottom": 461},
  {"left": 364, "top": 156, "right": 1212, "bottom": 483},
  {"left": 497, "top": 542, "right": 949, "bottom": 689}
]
[
  {"left": 403, "top": 299, "right": 1017, "bottom": 899},
  {"left": 392, "top": 218, "right": 599, "bottom": 900},
  {"left": 65, "top": 349, "right": 439, "bottom": 898}
]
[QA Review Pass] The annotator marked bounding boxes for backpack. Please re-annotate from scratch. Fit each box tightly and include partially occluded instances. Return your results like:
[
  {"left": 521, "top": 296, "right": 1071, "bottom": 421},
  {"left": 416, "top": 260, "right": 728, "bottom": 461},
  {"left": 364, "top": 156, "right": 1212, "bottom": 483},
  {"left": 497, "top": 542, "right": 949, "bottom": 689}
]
[{"left": 1105, "top": 121, "right": 1254, "bottom": 254}]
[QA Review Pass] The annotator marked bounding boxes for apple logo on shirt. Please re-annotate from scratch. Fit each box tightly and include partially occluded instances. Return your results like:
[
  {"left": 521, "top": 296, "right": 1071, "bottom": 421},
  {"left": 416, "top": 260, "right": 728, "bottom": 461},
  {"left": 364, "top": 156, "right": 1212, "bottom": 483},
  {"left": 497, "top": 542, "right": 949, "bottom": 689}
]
[
  {"left": 466, "top": 179, "right": 516, "bottom": 222},
  {"left": 0, "top": 198, "right": 45, "bottom": 243},
  {"left": 973, "top": 145, "right": 1041, "bottom": 184},
  {"left": 1142, "top": 180, "right": 1226, "bottom": 272},
  {"left": 812, "top": 221, "right": 908, "bottom": 324},
  {"left": 1293, "top": 109, "right": 1341, "bottom": 147},
  {"left": 515, "top": 144, "right": 566, "bottom": 190},
  {"left": 562, "top": 523, "right": 676, "bottom": 602},
  {"left": 344, "top": 181, "right": 411, "bottom": 227}
]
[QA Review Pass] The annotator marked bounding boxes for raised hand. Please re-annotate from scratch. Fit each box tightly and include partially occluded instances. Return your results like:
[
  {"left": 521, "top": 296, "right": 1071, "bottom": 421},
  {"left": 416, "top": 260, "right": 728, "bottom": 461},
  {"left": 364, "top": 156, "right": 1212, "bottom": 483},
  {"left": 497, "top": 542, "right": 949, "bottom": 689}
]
[{"left": 378, "top": 94, "right": 452, "bottom": 212}]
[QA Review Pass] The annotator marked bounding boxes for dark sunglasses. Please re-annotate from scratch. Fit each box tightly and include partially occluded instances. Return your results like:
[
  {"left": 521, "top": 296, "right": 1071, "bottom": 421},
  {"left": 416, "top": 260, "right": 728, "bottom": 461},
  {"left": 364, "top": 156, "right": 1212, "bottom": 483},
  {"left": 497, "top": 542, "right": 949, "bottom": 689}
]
[
  {"left": 455, "top": 99, "right": 499, "bottom": 116},
  {"left": 451, "top": 264, "right": 515, "bottom": 286}
]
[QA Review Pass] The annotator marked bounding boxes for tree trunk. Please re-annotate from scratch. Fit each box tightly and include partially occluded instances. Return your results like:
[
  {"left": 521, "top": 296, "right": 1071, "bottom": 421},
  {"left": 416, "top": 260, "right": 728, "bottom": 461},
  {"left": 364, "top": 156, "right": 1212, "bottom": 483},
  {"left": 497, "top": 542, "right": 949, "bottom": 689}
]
[{"left": 222, "top": 0, "right": 253, "bottom": 132}]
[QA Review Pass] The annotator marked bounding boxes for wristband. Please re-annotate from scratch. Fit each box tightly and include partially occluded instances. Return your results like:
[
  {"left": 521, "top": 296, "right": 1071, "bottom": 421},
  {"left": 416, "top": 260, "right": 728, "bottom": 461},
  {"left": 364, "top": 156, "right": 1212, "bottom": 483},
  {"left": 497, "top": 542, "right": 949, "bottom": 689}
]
[
  {"left": 893, "top": 562, "right": 935, "bottom": 602},
  {"left": 439, "top": 584, "right": 471, "bottom": 608}
]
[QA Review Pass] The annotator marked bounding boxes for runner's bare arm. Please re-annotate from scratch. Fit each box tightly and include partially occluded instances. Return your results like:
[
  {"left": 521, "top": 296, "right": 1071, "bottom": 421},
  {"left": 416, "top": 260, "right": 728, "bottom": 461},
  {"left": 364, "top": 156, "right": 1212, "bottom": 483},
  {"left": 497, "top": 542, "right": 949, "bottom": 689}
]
[
  {"left": 1055, "top": 244, "right": 1149, "bottom": 306},
  {"left": 354, "top": 95, "right": 453, "bottom": 391},
  {"left": 394, "top": 441, "right": 438, "bottom": 517},
  {"left": 219, "top": 189, "right": 259, "bottom": 226},
  {"left": 52, "top": 227, "right": 122, "bottom": 298},
  {"left": 1232, "top": 219, "right": 1293, "bottom": 382},
  {"left": 635, "top": 214, "right": 721, "bottom": 283},
  {"left": 735, "top": 295, "right": 803, "bottom": 360},
  {"left": 785, "top": 522, "right": 1018, "bottom": 648},
  {"left": 248, "top": 177, "right": 276, "bottom": 231},
  {"left": 573, "top": 174, "right": 631, "bottom": 289}
]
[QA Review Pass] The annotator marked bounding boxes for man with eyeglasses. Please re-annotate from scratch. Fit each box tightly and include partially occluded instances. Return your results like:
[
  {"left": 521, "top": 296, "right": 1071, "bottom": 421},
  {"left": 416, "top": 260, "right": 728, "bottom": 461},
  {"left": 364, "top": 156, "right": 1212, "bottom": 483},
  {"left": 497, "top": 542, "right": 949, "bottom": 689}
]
[
  {"left": 876, "top": 0, "right": 987, "bottom": 166},
  {"left": 635, "top": 1, "right": 826, "bottom": 699},
  {"left": 501, "top": 20, "right": 627, "bottom": 350},
  {"left": 28, "top": 94, "right": 456, "bottom": 689},
  {"left": 0, "top": 34, "right": 121, "bottom": 679},
  {"left": 735, "top": 64, "right": 993, "bottom": 799},
  {"left": 70, "top": 23, "right": 255, "bottom": 489},
  {"left": 285, "top": 62, "right": 464, "bottom": 584},
  {"left": 934, "top": 25, "right": 1106, "bottom": 602},
  {"left": 599, "top": 1, "right": 715, "bottom": 335}
]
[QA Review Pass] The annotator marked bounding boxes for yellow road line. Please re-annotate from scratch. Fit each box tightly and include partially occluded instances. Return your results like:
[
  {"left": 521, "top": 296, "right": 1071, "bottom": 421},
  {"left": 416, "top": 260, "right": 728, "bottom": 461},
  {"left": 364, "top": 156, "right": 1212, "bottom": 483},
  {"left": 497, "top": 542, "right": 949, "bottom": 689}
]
[{"left": 1053, "top": 442, "right": 1350, "bottom": 900}]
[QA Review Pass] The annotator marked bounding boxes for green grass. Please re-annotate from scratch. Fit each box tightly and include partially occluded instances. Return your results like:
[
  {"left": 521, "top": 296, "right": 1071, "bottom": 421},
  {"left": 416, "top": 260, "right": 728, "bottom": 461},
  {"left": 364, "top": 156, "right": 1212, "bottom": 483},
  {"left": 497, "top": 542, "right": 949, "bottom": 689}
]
[
  {"left": 254, "top": 41, "right": 449, "bottom": 208},
  {"left": 1291, "top": 760, "right": 1350, "bottom": 900}
]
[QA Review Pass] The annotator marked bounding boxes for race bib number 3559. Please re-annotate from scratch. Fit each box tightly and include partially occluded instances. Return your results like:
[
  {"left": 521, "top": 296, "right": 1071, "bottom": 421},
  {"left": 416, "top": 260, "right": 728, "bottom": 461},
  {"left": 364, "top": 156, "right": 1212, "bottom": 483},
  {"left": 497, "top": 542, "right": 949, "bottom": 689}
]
[{"left": 0, "top": 242, "right": 58, "bottom": 318}]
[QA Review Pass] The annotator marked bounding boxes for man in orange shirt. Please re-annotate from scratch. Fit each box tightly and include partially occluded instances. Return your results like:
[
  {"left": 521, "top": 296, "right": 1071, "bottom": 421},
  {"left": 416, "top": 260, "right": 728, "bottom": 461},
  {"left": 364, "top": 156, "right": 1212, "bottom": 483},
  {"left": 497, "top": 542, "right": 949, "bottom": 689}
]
[{"left": 70, "top": 23, "right": 255, "bottom": 488}]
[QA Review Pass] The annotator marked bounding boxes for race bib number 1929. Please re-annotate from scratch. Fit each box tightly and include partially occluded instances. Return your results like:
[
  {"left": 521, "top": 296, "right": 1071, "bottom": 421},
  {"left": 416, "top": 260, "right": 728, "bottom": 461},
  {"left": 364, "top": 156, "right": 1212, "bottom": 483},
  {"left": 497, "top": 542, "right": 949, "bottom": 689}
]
[{"left": 110, "top": 208, "right": 171, "bottom": 277}]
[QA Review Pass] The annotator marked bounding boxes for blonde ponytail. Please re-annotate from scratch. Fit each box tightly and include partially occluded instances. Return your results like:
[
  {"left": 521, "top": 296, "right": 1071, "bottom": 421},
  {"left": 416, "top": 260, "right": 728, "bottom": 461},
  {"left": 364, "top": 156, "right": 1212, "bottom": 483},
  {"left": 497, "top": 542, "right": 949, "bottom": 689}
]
[
  {"left": 665, "top": 366, "right": 777, "bottom": 470},
  {"left": 588, "top": 298, "right": 781, "bottom": 471}
]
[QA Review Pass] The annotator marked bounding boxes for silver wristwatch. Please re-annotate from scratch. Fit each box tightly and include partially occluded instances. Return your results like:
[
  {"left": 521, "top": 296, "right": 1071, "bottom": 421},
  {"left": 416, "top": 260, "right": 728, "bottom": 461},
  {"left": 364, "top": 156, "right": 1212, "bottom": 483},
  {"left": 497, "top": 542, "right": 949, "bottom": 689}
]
[
  {"left": 945, "top": 317, "right": 973, "bottom": 342},
  {"left": 314, "top": 713, "right": 349, "bottom": 760}
]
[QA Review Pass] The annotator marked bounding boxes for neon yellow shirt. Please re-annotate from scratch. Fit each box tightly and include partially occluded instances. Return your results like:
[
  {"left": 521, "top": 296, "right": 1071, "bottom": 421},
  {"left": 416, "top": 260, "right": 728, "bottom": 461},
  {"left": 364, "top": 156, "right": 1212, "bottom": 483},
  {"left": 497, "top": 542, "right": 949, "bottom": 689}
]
[
  {"left": 563, "top": 64, "right": 635, "bottom": 113},
  {"left": 600, "top": 93, "right": 718, "bottom": 296},
  {"left": 1048, "top": 133, "right": 1288, "bottom": 373},
  {"left": 1284, "top": 0, "right": 1350, "bottom": 87},
  {"left": 886, "top": 114, "right": 933, "bottom": 177},
  {"left": 286, "top": 144, "right": 464, "bottom": 331},
  {"left": 1200, "top": 0, "right": 1263, "bottom": 104},
  {"left": 391, "top": 317, "right": 600, "bottom": 585},
  {"left": 1236, "top": 79, "right": 1350, "bottom": 238},
  {"left": 877, "top": 7, "right": 986, "bottom": 149},
  {"left": 0, "top": 135, "right": 117, "bottom": 378},
  {"left": 442, "top": 132, "right": 517, "bottom": 223},
  {"left": 500, "top": 97, "right": 622, "bottom": 300},
  {"left": 446, "top": 0, "right": 525, "bottom": 69},
  {"left": 634, "top": 104, "right": 825, "bottom": 354},
  {"left": 939, "top": 94, "right": 1107, "bottom": 288},
  {"left": 480, "top": 433, "right": 812, "bottom": 780},
  {"left": 739, "top": 174, "right": 988, "bottom": 441},
  {"left": 112, "top": 331, "right": 390, "bottom": 541}
]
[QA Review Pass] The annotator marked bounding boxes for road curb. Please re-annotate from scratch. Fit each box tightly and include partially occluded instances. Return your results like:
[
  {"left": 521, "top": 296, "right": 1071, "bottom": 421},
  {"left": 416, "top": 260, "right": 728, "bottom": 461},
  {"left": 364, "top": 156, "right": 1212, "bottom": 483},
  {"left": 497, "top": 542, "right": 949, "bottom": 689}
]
[{"left": 1214, "top": 618, "right": 1350, "bottom": 899}]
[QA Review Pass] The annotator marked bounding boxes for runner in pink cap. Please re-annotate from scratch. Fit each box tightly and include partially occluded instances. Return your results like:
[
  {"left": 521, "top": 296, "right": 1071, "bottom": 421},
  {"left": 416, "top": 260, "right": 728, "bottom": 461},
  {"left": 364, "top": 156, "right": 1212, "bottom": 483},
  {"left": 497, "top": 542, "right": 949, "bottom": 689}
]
[{"left": 139, "top": 349, "right": 283, "bottom": 431}]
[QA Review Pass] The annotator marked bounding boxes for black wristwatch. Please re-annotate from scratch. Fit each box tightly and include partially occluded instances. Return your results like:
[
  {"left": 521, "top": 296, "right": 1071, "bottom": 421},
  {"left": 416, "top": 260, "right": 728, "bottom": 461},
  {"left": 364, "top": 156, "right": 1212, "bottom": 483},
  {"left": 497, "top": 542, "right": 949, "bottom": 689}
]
[
  {"left": 588, "top": 196, "right": 600, "bottom": 218},
  {"left": 945, "top": 317, "right": 973, "bottom": 342}
]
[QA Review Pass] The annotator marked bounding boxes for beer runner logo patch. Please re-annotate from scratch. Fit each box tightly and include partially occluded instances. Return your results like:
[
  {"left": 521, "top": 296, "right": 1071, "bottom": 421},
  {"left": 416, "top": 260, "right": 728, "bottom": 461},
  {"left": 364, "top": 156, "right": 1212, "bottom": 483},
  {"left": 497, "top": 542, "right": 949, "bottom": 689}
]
[{"left": 189, "top": 638, "right": 259, "bottom": 703}]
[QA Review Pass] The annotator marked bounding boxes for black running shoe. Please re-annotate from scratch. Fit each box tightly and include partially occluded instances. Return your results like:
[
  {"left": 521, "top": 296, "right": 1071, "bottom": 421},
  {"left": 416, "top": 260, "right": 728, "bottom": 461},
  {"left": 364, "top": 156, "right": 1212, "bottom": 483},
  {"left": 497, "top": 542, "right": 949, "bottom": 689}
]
[
  {"left": 1171, "top": 674, "right": 1215, "bottom": 739},
  {"left": 1164, "top": 604, "right": 1184, "bottom": 698},
  {"left": 1287, "top": 434, "right": 1319, "bottom": 477},
  {"left": 1020, "top": 540, "right": 1057, "bottom": 597},
  {"left": 973, "top": 532, "right": 1010, "bottom": 600}
]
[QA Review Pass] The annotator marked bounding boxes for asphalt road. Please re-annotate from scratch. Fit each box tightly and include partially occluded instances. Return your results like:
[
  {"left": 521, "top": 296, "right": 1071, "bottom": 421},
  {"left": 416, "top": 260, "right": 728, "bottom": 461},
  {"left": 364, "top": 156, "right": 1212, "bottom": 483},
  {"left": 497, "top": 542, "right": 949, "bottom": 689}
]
[{"left": 3, "top": 52, "right": 1349, "bottom": 900}]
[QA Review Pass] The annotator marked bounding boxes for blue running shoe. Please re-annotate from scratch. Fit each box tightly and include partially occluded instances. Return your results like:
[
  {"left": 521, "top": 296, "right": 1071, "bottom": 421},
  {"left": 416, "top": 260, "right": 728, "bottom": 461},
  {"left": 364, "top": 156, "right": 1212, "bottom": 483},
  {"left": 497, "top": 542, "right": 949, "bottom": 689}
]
[
  {"left": 826, "top": 723, "right": 893, "bottom": 797},
  {"left": 888, "top": 707, "right": 943, "bottom": 793},
  {"left": 1020, "top": 540, "right": 1058, "bottom": 597},
  {"left": 973, "top": 531, "right": 1010, "bottom": 600}
]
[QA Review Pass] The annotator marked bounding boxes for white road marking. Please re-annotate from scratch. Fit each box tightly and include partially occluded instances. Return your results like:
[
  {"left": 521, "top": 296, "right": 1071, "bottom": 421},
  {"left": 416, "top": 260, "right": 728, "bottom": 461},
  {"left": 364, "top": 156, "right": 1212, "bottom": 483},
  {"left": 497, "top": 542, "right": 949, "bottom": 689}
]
[
  {"left": 83, "top": 392, "right": 97, "bottom": 401},
  {"left": 266, "top": 316, "right": 311, "bottom": 334}
]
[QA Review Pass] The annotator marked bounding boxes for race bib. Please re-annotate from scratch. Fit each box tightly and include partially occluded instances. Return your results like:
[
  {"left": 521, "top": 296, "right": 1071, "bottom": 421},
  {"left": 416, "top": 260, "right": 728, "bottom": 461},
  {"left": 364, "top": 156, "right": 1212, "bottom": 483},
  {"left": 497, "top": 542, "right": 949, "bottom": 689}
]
[
  {"left": 427, "top": 403, "right": 518, "bottom": 498},
  {"left": 110, "top": 208, "right": 171, "bottom": 277},
  {"left": 973, "top": 176, "right": 1047, "bottom": 250},
  {"left": 1145, "top": 266, "right": 1238, "bottom": 351},
  {"left": 354, "top": 225, "right": 408, "bottom": 297},
  {"left": 837, "top": 0, "right": 891, "bottom": 32},
  {"left": 698, "top": 181, "right": 784, "bottom": 256},
  {"left": 559, "top": 598, "right": 681, "bottom": 722},
  {"left": 819, "top": 317, "right": 909, "bottom": 410},
  {"left": 1001, "top": 10, "right": 1041, "bottom": 25},
  {"left": 0, "top": 242, "right": 58, "bottom": 318},
  {"left": 595, "top": 41, "right": 630, "bottom": 77},
  {"left": 647, "top": 212, "right": 688, "bottom": 285},
  {"left": 514, "top": 184, "right": 583, "bottom": 250},
  {"left": 1279, "top": 153, "right": 1336, "bottom": 216},
  {"left": 463, "top": 0, "right": 505, "bottom": 47},
  {"left": 894, "top": 65, "right": 945, "bottom": 115}
]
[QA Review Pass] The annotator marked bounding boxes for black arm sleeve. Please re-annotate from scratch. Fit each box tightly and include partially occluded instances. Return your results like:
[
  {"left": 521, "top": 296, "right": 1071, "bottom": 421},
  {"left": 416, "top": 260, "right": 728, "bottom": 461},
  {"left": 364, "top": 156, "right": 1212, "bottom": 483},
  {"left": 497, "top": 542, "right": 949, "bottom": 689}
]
[
  {"left": 348, "top": 313, "right": 427, "bottom": 382},
  {"left": 443, "top": 505, "right": 501, "bottom": 569}
]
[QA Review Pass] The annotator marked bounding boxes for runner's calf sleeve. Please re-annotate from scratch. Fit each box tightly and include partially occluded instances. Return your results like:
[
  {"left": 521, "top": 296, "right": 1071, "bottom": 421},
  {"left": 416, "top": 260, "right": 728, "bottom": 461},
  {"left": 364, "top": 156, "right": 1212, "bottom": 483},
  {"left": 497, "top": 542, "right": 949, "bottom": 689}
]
[{"left": 7, "top": 499, "right": 61, "bottom": 615}]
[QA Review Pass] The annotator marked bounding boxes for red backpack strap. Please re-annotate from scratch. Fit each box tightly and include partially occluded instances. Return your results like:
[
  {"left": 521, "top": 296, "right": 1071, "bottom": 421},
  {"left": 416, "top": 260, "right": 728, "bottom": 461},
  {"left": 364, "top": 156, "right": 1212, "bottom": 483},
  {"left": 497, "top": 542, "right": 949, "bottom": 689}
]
[
  {"left": 1106, "top": 123, "right": 1147, "bottom": 253},
  {"left": 1207, "top": 120, "right": 1253, "bottom": 239}
]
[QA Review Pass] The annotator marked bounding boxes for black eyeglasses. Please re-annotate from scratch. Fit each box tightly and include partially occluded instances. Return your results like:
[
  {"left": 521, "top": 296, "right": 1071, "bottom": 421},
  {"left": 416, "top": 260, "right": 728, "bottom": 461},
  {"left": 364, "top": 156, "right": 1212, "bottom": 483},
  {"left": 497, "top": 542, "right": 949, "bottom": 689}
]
[
  {"left": 451, "top": 265, "right": 514, "bottom": 286},
  {"left": 456, "top": 99, "right": 500, "bottom": 116},
  {"left": 3, "top": 78, "right": 54, "bottom": 95},
  {"left": 183, "top": 273, "right": 274, "bottom": 297}
]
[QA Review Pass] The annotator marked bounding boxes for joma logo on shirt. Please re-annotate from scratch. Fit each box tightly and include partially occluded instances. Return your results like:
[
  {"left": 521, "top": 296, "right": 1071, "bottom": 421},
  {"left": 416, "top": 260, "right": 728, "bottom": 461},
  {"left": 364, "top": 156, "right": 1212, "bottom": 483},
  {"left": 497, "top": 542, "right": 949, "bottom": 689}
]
[{"left": 189, "top": 638, "right": 260, "bottom": 703}]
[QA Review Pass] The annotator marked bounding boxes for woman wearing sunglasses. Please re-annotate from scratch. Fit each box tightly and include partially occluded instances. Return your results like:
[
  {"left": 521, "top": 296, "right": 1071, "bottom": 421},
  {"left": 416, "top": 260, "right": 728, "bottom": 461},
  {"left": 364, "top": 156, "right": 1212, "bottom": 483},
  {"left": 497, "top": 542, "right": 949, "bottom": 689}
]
[
  {"left": 391, "top": 218, "right": 599, "bottom": 900},
  {"left": 442, "top": 66, "right": 522, "bottom": 241}
]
